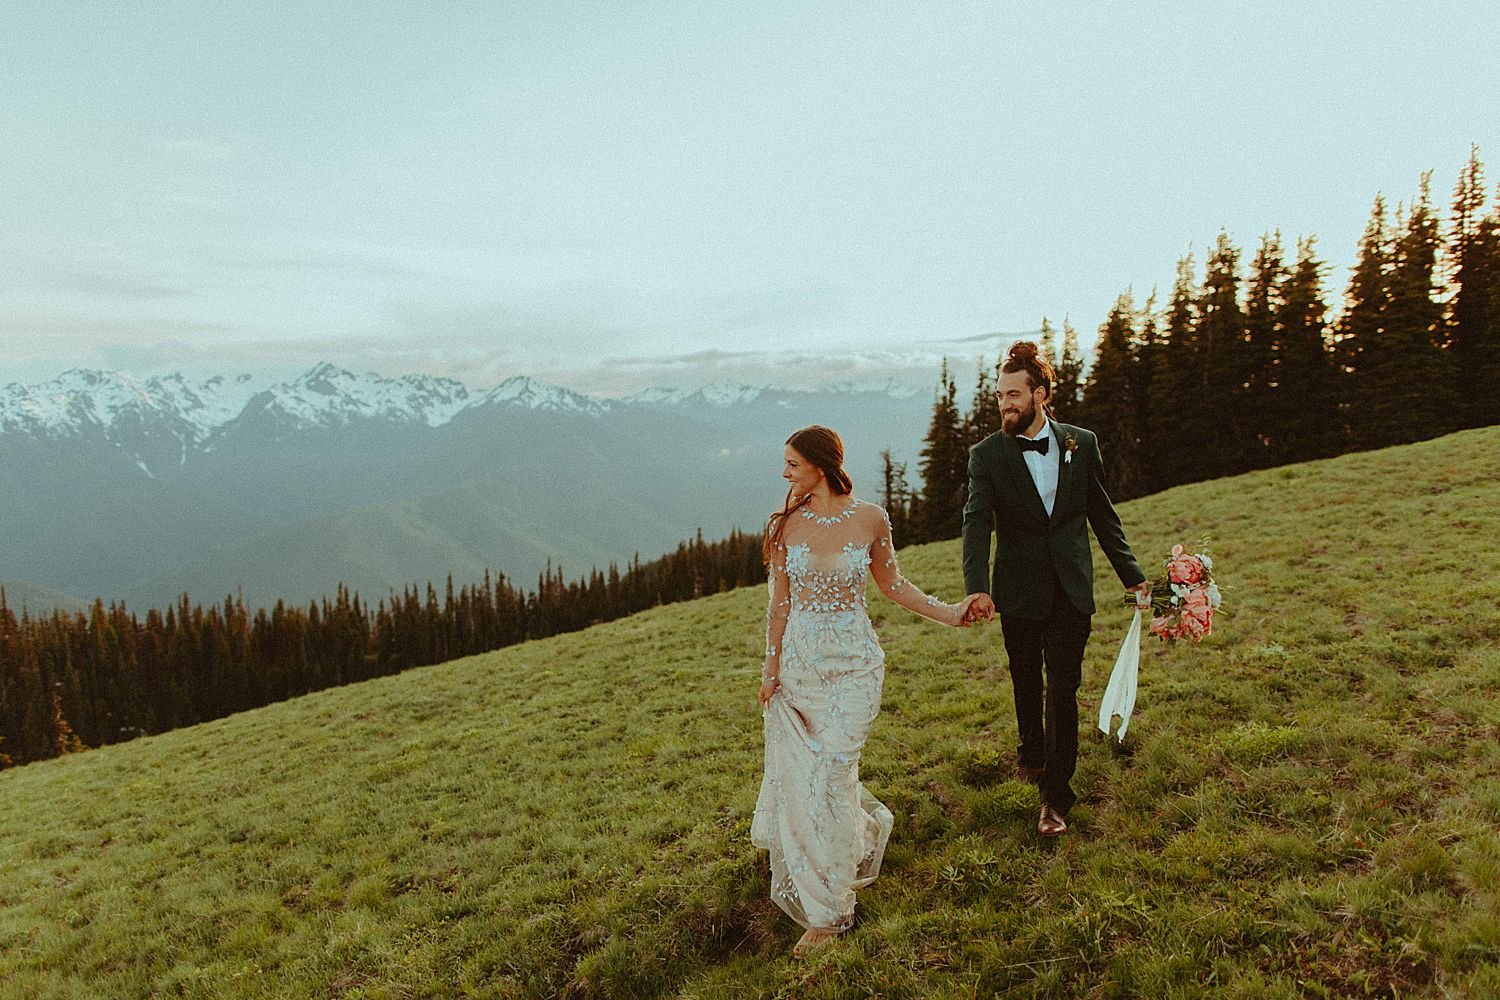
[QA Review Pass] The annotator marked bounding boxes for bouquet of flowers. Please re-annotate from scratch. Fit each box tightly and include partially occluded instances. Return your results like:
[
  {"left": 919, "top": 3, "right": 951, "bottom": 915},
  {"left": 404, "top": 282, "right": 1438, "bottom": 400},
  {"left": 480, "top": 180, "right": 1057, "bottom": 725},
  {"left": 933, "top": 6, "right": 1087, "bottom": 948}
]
[
  {"left": 1132, "top": 542, "right": 1222, "bottom": 641},
  {"left": 1099, "top": 541, "right": 1223, "bottom": 740}
]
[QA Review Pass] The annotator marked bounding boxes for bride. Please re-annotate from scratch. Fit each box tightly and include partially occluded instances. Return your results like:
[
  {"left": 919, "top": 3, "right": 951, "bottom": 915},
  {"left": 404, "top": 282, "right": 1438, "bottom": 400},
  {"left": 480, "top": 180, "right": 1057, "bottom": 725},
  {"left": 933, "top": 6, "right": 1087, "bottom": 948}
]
[{"left": 751, "top": 425, "right": 977, "bottom": 958}]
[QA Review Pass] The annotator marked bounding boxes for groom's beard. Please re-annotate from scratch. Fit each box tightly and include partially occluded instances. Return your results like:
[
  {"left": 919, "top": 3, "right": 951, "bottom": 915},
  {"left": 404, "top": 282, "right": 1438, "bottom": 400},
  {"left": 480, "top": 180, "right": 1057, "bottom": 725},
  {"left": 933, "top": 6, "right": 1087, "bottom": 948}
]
[{"left": 1001, "top": 400, "right": 1037, "bottom": 436}]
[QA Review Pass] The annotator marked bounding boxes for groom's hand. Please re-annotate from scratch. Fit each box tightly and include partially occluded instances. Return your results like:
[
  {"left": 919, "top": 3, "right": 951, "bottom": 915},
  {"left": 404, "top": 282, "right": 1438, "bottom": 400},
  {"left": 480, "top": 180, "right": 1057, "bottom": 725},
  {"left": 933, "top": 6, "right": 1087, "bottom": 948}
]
[
  {"left": 964, "top": 593, "right": 995, "bottom": 623},
  {"left": 1127, "top": 581, "right": 1151, "bottom": 606}
]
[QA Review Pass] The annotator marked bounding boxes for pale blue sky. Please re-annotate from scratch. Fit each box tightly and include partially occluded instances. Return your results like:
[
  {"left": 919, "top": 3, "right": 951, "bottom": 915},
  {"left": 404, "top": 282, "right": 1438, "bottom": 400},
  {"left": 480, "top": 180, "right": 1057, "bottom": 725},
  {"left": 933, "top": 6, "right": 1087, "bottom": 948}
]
[{"left": 3, "top": 1, "right": 1496, "bottom": 393}]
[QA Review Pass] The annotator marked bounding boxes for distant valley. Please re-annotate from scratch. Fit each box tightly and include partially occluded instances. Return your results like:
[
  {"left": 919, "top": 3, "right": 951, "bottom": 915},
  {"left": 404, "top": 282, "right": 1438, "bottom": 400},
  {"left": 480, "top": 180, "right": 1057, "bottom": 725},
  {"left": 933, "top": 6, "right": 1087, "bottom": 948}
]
[{"left": 1, "top": 365, "right": 934, "bottom": 611}]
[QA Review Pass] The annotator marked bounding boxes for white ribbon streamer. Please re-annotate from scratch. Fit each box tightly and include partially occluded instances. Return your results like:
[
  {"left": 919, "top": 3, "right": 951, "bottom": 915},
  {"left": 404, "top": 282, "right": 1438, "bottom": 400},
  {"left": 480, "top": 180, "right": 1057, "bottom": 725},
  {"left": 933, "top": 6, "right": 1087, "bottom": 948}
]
[{"left": 1097, "top": 606, "right": 1142, "bottom": 741}]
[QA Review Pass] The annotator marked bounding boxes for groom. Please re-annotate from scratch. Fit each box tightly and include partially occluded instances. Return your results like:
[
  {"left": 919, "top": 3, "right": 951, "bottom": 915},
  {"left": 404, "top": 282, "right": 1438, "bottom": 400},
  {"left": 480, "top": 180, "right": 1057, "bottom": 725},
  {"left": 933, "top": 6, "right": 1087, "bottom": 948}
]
[{"left": 961, "top": 341, "right": 1149, "bottom": 837}]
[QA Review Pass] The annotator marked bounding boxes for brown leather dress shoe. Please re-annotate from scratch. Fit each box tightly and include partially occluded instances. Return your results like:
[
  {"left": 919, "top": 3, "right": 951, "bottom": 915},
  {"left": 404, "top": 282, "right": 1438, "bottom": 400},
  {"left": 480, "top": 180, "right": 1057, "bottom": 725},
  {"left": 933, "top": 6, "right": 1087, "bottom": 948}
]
[
  {"left": 1037, "top": 803, "right": 1068, "bottom": 837},
  {"left": 1016, "top": 765, "right": 1044, "bottom": 785}
]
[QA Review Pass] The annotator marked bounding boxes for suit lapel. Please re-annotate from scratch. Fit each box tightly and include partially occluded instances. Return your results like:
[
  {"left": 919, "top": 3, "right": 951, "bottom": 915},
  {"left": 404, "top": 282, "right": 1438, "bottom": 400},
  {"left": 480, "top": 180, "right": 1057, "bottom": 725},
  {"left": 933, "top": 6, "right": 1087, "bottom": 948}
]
[
  {"left": 1001, "top": 432, "right": 1050, "bottom": 524},
  {"left": 1048, "top": 419, "right": 1075, "bottom": 526}
]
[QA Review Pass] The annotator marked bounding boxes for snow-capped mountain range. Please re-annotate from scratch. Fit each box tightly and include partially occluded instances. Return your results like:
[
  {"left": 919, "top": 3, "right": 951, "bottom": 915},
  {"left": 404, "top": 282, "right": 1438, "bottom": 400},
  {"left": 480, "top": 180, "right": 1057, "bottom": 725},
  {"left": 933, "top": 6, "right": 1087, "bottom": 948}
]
[
  {"left": 1, "top": 363, "right": 933, "bottom": 613},
  {"left": 0, "top": 364, "right": 922, "bottom": 450},
  {"left": 0, "top": 364, "right": 608, "bottom": 447},
  {"left": 0, "top": 370, "right": 263, "bottom": 443}
]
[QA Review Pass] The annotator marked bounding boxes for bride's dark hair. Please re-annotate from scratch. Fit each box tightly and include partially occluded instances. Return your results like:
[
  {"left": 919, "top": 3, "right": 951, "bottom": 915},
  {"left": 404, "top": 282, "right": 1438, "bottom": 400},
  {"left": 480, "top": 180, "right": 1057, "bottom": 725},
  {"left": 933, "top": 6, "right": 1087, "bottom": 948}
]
[{"left": 763, "top": 425, "right": 854, "bottom": 564}]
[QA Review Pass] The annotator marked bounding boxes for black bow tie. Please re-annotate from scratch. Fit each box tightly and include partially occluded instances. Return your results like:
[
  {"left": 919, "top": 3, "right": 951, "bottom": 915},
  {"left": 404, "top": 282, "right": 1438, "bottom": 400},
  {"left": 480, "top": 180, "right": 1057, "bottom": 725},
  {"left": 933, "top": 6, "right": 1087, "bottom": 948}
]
[{"left": 1017, "top": 436, "right": 1049, "bottom": 455}]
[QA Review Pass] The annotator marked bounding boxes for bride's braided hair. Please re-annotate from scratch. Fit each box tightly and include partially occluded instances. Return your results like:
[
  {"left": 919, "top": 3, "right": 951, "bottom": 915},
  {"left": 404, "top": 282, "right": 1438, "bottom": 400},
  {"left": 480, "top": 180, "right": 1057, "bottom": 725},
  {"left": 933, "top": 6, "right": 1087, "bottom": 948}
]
[{"left": 763, "top": 425, "right": 854, "bottom": 565}]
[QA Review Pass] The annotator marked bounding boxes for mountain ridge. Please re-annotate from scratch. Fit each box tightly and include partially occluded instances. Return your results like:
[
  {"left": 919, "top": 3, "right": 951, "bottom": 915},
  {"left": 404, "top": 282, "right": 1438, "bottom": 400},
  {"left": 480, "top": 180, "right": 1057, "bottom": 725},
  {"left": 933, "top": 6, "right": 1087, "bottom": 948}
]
[
  {"left": 0, "top": 364, "right": 924, "bottom": 450},
  {"left": 2, "top": 364, "right": 934, "bottom": 611}
]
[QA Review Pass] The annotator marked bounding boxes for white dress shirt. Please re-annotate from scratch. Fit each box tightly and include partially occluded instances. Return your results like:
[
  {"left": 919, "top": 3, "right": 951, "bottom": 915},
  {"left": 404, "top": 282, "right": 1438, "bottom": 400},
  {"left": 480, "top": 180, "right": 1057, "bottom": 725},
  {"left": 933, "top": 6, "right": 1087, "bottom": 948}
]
[{"left": 1018, "top": 421, "right": 1059, "bottom": 517}]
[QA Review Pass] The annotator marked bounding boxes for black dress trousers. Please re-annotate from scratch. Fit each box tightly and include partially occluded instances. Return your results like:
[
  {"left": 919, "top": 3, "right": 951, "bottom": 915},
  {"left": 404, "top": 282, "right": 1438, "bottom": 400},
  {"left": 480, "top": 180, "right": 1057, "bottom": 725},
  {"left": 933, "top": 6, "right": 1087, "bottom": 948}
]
[{"left": 999, "top": 576, "right": 1092, "bottom": 815}]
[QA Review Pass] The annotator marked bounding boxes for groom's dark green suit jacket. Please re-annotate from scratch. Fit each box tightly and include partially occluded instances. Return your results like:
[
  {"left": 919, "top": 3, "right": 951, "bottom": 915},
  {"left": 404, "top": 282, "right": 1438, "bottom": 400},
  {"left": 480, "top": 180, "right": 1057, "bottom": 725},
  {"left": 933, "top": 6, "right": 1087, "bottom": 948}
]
[{"left": 962, "top": 420, "right": 1145, "bottom": 619}]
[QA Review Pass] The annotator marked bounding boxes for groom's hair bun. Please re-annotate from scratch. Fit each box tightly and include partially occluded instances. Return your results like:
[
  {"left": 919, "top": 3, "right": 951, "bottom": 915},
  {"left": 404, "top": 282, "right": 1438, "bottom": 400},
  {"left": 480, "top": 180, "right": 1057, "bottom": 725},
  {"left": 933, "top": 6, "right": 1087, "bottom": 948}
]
[
  {"left": 1007, "top": 341, "right": 1040, "bottom": 363},
  {"left": 1002, "top": 340, "right": 1054, "bottom": 396}
]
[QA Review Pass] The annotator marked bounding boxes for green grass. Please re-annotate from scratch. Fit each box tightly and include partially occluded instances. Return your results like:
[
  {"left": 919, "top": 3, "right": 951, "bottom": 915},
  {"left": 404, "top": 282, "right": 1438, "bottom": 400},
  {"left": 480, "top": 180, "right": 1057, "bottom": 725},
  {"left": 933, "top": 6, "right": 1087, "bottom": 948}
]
[{"left": 3, "top": 428, "right": 1499, "bottom": 998}]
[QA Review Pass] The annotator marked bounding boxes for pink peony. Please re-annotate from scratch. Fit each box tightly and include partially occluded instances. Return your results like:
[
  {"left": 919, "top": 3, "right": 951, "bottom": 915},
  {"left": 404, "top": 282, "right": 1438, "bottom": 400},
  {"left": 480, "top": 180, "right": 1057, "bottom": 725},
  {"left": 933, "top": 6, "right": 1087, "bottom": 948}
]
[
  {"left": 1150, "top": 615, "right": 1177, "bottom": 641},
  {"left": 1181, "top": 586, "right": 1211, "bottom": 610},
  {"left": 1180, "top": 590, "right": 1213, "bottom": 638},
  {"left": 1167, "top": 553, "right": 1205, "bottom": 585}
]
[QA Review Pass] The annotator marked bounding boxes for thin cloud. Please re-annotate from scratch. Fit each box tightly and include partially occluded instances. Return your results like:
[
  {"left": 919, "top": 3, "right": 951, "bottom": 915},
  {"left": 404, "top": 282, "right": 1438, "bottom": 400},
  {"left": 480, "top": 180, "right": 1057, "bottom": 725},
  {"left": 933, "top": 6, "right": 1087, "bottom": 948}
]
[
  {"left": 208, "top": 252, "right": 414, "bottom": 279},
  {"left": 381, "top": 296, "right": 659, "bottom": 358},
  {"left": 943, "top": 329, "right": 1041, "bottom": 345},
  {"left": 607, "top": 348, "right": 758, "bottom": 366},
  {"left": 44, "top": 264, "right": 196, "bottom": 301},
  {"left": 2, "top": 312, "right": 240, "bottom": 341},
  {"left": 531, "top": 344, "right": 993, "bottom": 397}
]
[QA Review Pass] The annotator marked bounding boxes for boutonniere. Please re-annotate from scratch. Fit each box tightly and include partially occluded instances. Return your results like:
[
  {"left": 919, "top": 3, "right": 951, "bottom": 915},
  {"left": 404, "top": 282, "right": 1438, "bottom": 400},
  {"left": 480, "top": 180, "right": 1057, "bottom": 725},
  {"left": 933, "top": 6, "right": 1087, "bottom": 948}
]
[{"left": 1064, "top": 435, "right": 1078, "bottom": 463}]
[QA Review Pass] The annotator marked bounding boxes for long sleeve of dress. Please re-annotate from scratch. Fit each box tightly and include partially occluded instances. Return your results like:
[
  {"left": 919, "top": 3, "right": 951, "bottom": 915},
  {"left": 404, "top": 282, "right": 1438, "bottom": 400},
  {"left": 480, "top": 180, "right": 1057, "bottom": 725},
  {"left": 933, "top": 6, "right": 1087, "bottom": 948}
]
[
  {"left": 764, "top": 530, "right": 792, "bottom": 676},
  {"left": 869, "top": 507, "right": 962, "bottom": 626}
]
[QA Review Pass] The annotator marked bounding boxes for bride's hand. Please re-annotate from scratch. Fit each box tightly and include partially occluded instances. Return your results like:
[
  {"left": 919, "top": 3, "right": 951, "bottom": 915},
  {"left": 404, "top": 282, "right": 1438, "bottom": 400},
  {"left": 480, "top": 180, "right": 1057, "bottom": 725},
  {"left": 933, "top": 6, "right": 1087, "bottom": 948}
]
[
  {"left": 954, "top": 595, "right": 972, "bottom": 626},
  {"left": 955, "top": 594, "right": 983, "bottom": 627},
  {"left": 758, "top": 676, "right": 779, "bottom": 708}
]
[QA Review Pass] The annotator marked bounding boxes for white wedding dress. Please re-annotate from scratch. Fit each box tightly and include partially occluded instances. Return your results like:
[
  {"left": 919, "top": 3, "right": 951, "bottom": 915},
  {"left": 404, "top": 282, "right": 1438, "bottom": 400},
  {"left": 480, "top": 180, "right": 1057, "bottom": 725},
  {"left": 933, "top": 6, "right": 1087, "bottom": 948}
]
[{"left": 751, "top": 497, "right": 961, "bottom": 931}]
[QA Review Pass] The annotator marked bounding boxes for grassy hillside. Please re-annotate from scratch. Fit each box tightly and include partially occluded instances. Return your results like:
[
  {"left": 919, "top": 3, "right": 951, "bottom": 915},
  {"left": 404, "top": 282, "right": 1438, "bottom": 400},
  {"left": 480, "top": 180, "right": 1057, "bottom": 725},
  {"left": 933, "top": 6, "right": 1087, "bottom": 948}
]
[{"left": 2, "top": 428, "right": 1498, "bottom": 998}]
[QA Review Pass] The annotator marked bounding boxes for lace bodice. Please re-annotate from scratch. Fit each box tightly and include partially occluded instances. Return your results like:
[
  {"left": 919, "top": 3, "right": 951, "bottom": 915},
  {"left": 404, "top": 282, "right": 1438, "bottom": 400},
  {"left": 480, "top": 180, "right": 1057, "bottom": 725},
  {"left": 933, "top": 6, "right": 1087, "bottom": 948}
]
[
  {"left": 783, "top": 535, "right": 875, "bottom": 613},
  {"left": 764, "top": 498, "right": 959, "bottom": 663}
]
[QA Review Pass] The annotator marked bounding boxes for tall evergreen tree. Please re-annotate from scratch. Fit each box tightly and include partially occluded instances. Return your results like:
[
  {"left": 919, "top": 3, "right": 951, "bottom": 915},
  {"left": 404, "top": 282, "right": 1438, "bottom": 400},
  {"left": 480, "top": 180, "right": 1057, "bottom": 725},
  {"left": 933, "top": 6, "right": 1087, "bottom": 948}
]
[
  {"left": 1243, "top": 231, "right": 1287, "bottom": 468},
  {"left": 1270, "top": 236, "right": 1343, "bottom": 461},
  {"left": 51, "top": 684, "right": 85, "bottom": 755},
  {"left": 1479, "top": 191, "right": 1500, "bottom": 425},
  {"left": 1131, "top": 290, "right": 1162, "bottom": 489},
  {"left": 1039, "top": 317, "right": 1060, "bottom": 373},
  {"left": 1350, "top": 177, "right": 1454, "bottom": 444},
  {"left": 1197, "top": 231, "right": 1250, "bottom": 478},
  {"left": 1338, "top": 194, "right": 1394, "bottom": 446},
  {"left": 964, "top": 356, "right": 1002, "bottom": 447},
  {"left": 1052, "top": 317, "right": 1085, "bottom": 421},
  {"left": 913, "top": 359, "right": 966, "bottom": 542},
  {"left": 1077, "top": 292, "right": 1147, "bottom": 497},
  {"left": 879, "top": 449, "right": 912, "bottom": 546},
  {"left": 1448, "top": 146, "right": 1500, "bottom": 427},
  {"left": 1149, "top": 253, "right": 1201, "bottom": 487}
]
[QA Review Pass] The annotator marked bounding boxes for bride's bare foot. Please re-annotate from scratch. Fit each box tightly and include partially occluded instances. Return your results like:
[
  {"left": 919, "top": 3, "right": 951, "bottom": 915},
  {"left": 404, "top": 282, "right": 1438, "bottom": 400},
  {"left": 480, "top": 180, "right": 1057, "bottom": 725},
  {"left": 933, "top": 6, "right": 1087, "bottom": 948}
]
[{"left": 792, "top": 927, "right": 838, "bottom": 958}]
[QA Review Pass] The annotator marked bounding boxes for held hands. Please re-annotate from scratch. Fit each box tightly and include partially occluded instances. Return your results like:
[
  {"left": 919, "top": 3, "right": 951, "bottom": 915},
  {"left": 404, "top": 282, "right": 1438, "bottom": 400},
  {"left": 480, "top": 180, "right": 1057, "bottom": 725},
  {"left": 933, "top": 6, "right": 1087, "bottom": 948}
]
[
  {"left": 961, "top": 586, "right": 1146, "bottom": 624},
  {"left": 959, "top": 593, "right": 996, "bottom": 626}
]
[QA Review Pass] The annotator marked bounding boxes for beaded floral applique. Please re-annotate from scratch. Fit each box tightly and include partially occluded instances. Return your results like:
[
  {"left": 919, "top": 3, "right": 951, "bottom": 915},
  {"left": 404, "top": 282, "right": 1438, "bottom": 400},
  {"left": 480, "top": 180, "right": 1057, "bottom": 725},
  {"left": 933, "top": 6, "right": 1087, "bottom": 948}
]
[{"left": 800, "top": 500, "right": 859, "bottom": 526}]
